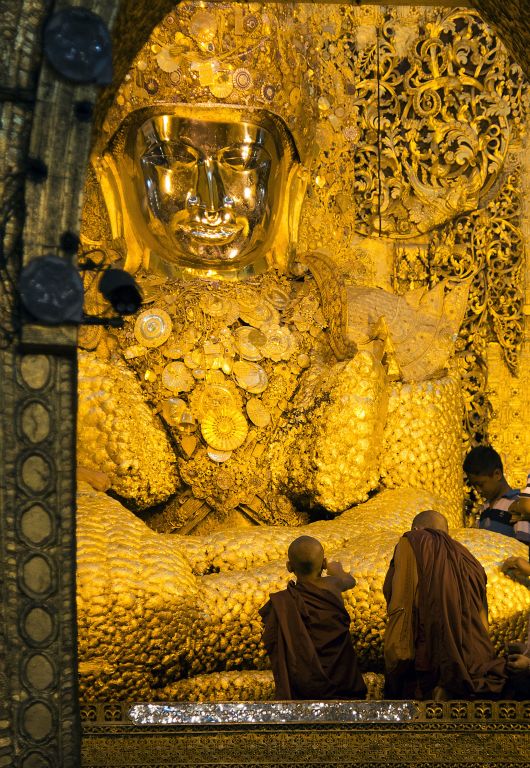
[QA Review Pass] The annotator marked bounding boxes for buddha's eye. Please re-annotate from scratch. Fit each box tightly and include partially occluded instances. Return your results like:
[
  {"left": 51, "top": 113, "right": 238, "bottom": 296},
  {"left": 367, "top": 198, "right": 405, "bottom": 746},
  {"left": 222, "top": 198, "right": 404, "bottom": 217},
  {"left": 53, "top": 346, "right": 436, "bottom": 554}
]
[
  {"left": 219, "top": 143, "right": 269, "bottom": 171},
  {"left": 142, "top": 142, "right": 197, "bottom": 168}
]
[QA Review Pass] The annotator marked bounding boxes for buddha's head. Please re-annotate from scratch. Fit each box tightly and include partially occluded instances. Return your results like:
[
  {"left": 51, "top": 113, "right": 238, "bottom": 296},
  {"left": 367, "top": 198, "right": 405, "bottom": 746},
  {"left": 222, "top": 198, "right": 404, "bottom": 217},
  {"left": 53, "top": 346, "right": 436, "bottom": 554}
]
[{"left": 95, "top": 2, "right": 319, "bottom": 279}]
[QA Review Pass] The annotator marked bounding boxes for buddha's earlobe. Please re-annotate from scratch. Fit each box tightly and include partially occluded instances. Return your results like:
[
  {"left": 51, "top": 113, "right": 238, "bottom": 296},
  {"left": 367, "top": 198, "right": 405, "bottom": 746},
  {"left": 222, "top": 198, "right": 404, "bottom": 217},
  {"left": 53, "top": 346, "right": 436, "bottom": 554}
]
[
  {"left": 98, "top": 155, "right": 145, "bottom": 274},
  {"left": 271, "top": 164, "right": 309, "bottom": 272}
]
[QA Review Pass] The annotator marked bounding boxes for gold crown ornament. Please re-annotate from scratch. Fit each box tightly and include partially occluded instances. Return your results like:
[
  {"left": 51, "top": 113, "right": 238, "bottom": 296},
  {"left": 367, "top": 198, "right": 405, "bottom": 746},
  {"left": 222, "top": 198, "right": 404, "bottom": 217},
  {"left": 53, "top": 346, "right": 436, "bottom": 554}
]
[{"left": 100, "top": 2, "right": 319, "bottom": 164}]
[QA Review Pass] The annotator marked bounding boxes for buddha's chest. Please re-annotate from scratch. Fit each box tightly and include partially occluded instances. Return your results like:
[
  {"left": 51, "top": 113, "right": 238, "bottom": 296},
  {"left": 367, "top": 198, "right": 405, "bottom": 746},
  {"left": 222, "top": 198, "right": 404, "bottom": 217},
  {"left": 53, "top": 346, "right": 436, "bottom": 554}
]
[{"left": 114, "top": 273, "right": 328, "bottom": 471}]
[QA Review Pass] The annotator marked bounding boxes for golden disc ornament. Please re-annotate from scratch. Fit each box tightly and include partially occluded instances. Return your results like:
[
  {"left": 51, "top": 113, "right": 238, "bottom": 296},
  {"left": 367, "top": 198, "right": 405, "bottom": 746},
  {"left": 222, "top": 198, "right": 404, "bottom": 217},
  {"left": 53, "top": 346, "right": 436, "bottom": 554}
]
[
  {"left": 246, "top": 398, "right": 271, "bottom": 427},
  {"left": 239, "top": 300, "right": 279, "bottom": 328},
  {"left": 264, "top": 285, "right": 290, "bottom": 310},
  {"left": 209, "top": 71, "right": 234, "bottom": 99},
  {"left": 162, "top": 361, "right": 194, "bottom": 392},
  {"left": 233, "top": 360, "right": 268, "bottom": 394},
  {"left": 259, "top": 323, "right": 296, "bottom": 361},
  {"left": 201, "top": 406, "right": 248, "bottom": 451},
  {"left": 199, "top": 292, "right": 239, "bottom": 325},
  {"left": 134, "top": 309, "right": 172, "bottom": 347},
  {"left": 234, "top": 326, "right": 265, "bottom": 361},
  {"left": 189, "top": 382, "right": 241, "bottom": 421},
  {"left": 207, "top": 448, "right": 232, "bottom": 463},
  {"left": 161, "top": 397, "right": 187, "bottom": 426}
]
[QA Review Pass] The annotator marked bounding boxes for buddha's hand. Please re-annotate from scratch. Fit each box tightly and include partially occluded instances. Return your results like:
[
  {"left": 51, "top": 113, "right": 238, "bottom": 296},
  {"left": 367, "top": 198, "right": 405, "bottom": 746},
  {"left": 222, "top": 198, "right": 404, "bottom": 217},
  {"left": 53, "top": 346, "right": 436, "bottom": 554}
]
[{"left": 283, "top": 351, "right": 388, "bottom": 513}]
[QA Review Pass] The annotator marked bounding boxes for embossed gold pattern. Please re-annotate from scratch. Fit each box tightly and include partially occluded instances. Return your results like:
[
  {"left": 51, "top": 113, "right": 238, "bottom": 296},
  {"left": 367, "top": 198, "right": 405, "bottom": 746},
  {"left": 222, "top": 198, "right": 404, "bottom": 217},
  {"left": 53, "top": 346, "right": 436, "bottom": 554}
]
[
  {"left": 134, "top": 308, "right": 172, "bottom": 347},
  {"left": 394, "top": 169, "right": 526, "bottom": 447}
]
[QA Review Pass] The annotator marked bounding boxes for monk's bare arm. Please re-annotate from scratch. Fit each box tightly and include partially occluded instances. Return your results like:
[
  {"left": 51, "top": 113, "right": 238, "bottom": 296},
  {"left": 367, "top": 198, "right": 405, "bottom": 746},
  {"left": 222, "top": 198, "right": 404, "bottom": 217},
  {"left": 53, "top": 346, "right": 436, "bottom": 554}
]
[{"left": 325, "top": 561, "right": 356, "bottom": 591}]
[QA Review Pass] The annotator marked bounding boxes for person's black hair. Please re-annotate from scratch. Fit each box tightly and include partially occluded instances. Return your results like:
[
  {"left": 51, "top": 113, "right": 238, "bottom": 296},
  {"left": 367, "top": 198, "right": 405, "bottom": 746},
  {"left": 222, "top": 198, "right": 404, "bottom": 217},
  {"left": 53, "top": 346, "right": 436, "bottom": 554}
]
[{"left": 463, "top": 445, "right": 503, "bottom": 476}]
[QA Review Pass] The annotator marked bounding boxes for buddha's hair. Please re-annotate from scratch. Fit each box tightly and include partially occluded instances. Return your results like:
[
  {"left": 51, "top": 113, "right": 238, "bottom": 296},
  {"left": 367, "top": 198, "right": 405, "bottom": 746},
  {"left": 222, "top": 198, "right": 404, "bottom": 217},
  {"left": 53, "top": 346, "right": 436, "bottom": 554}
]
[{"left": 463, "top": 445, "right": 503, "bottom": 476}]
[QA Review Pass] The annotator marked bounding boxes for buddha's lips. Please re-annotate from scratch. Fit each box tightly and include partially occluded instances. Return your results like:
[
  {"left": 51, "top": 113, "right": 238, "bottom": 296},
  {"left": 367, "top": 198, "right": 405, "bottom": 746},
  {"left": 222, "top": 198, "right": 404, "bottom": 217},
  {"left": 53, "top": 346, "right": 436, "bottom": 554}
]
[{"left": 175, "top": 222, "right": 243, "bottom": 245}]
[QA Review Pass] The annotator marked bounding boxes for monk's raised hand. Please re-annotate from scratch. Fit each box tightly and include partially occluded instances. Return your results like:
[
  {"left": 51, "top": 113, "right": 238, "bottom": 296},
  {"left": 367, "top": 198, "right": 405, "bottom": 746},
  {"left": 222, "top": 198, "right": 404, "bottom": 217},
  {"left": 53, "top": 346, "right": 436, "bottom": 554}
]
[{"left": 326, "top": 561, "right": 356, "bottom": 591}]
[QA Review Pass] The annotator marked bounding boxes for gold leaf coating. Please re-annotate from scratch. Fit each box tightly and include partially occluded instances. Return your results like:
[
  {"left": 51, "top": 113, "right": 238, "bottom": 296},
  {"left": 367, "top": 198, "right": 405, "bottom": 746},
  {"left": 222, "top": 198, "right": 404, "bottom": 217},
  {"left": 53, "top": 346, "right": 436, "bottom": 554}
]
[{"left": 77, "top": 487, "right": 530, "bottom": 700}]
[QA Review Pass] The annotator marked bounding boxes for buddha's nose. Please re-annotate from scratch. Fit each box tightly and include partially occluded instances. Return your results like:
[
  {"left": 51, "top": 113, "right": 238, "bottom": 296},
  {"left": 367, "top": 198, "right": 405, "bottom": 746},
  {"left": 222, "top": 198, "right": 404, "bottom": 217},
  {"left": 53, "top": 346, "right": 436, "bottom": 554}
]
[{"left": 195, "top": 157, "right": 224, "bottom": 219}]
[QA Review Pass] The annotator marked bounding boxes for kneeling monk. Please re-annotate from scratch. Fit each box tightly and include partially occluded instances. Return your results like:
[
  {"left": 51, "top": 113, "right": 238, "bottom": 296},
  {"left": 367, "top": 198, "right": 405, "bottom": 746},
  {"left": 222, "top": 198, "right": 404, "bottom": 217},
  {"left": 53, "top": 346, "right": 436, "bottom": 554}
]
[
  {"left": 383, "top": 510, "right": 507, "bottom": 699},
  {"left": 259, "top": 535, "right": 367, "bottom": 700}
]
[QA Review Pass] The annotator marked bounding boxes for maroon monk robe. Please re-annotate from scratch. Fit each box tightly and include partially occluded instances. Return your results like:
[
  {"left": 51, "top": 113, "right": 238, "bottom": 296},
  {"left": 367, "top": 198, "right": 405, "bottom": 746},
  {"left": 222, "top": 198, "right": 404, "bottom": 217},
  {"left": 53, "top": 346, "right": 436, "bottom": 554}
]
[
  {"left": 259, "top": 580, "right": 366, "bottom": 700},
  {"left": 384, "top": 528, "right": 506, "bottom": 698}
]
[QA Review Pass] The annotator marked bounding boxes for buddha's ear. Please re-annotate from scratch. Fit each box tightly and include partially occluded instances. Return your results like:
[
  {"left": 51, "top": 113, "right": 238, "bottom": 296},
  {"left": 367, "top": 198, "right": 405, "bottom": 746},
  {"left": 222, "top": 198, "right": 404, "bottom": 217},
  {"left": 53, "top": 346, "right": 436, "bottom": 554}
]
[
  {"left": 286, "top": 560, "right": 294, "bottom": 573},
  {"left": 96, "top": 153, "right": 145, "bottom": 274},
  {"left": 270, "top": 164, "right": 309, "bottom": 272}
]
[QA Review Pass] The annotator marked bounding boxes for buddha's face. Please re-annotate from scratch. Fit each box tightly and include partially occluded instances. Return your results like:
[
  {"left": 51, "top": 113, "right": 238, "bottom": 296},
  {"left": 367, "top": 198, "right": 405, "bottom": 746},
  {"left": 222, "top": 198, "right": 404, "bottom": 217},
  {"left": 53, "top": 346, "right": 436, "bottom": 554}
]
[{"left": 129, "top": 112, "right": 291, "bottom": 274}]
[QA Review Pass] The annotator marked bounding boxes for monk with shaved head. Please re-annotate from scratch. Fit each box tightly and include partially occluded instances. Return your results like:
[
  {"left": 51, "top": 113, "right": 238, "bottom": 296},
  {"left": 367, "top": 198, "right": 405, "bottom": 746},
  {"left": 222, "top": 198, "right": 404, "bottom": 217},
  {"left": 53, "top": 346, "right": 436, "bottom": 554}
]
[
  {"left": 259, "top": 535, "right": 366, "bottom": 700},
  {"left": 383, "top": 510, "right": 506, "bottom": 700}
]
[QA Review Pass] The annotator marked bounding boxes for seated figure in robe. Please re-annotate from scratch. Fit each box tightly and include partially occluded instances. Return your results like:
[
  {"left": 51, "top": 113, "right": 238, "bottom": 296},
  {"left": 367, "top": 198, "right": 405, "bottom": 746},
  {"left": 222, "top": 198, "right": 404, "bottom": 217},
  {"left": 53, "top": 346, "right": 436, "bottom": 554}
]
[
  {"left": 260, "top": 536, "right": 366, "bottom": 700},
  {"left": 384, "top": 510, "right": 507, "bottom": 700}
]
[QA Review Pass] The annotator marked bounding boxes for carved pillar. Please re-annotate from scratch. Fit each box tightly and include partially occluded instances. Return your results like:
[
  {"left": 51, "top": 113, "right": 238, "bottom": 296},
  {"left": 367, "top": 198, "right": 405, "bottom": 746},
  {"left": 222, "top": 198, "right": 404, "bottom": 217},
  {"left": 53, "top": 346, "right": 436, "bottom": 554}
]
[
  {"left": 0, "top": 351, "right": 80, "bottom": 767},
  {"left": 0, "top": 2, "right": 119, "bottom": 765}
]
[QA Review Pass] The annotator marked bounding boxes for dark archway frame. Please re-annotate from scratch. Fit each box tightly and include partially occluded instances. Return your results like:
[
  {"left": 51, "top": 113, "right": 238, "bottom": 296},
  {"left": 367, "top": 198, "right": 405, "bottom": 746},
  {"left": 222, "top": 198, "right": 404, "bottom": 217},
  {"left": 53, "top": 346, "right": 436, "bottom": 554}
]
[{"left": 1, "top": 2, "right": 529, "bottom": 766}]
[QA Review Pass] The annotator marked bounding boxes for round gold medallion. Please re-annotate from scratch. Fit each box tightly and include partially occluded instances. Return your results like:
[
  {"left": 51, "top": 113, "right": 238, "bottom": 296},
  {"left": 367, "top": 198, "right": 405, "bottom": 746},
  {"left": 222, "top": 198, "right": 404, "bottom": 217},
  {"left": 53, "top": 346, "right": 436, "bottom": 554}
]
[
  {"left": 239, "top": 301, "right": 279, "bottom": 329},
  {"left": 134, "top": 309, "right": 172, "bottom": 348},
  {"left": 162, "top": 361, "right": 194, "bottom": 392},
  {"left": 161, "top": 397, "right": 187, "bottom": 426},
  {"left": 199, "top": 292, "right": 239, "bottom": 325},
  {"left": 233, "top": 361, "right": 268, "bottom": 394},
  {"left": 209, "top": 71, "right": 234, "bottom": 99},
  {"left": 201, "top": 406, "right": 248, "bottom": 451},
  {"left": 246, "top": 398, "right": 271, "bottom": 428},
  {"left": 259, "top": 323, "right": 296, "bottom": 361},
  {"left": 190, "top": 382, "right": 240, "bottom": 421},
  {"left": 234, "top": 326, "right": 265, "bottom": 361}
]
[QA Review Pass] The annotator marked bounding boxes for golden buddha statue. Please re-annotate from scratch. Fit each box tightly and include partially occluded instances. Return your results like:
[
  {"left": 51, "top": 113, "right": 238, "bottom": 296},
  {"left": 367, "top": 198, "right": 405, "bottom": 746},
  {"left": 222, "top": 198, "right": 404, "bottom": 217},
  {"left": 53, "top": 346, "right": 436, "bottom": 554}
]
[{"left": 76, "top": 2, "right": 530, "bottom": 700}]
